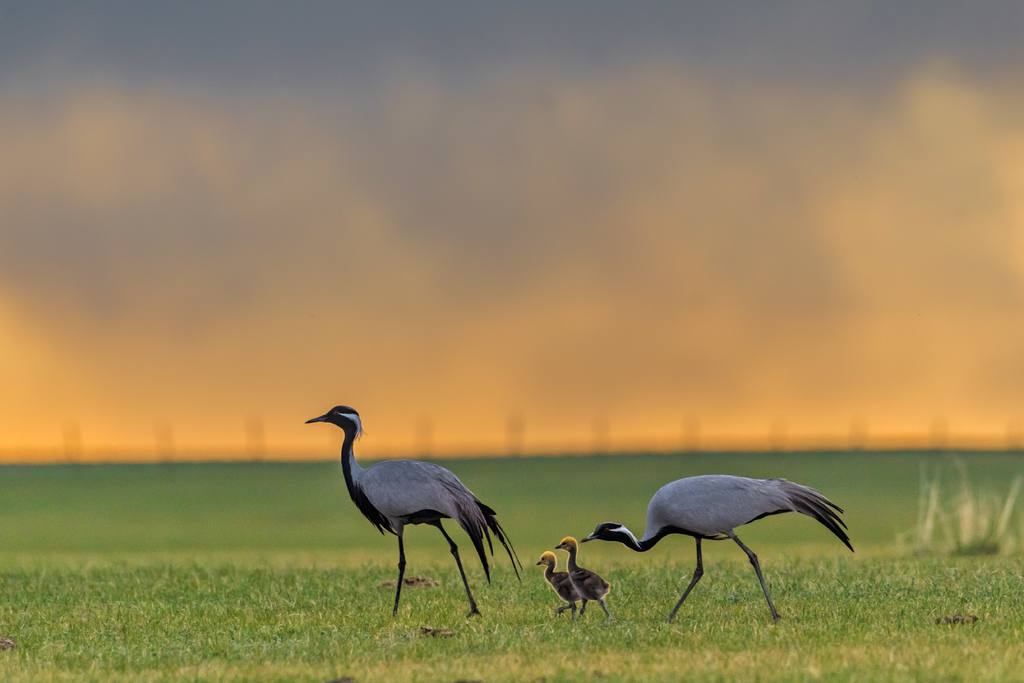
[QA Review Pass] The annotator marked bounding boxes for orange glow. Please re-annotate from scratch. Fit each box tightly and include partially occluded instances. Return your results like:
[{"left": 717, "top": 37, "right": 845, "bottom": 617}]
[{"left": 3, "top": 65, "right": 1024, "bottom": 461}]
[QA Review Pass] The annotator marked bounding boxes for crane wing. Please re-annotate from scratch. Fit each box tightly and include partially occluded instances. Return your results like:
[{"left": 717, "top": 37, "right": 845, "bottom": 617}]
[
  {"left": 360, "top": 460, "right": 521, "bottom": 579},
  {"left": 643, "top": 475, "right": 851, "bottom": 551}
]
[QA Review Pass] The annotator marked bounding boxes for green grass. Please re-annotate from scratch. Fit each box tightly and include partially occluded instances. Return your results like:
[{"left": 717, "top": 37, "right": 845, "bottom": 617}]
[{"left": 1, "top": 451, "right": 1023, "bottom": 681}]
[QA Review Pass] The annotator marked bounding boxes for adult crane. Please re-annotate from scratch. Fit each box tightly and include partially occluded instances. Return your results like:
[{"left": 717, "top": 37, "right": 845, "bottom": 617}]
[
  {"left": 307, "top": 405, "right": 521, "bottom": 617},
  {"left": 581, "top": 474, "right": 852, "bottom": 622}
]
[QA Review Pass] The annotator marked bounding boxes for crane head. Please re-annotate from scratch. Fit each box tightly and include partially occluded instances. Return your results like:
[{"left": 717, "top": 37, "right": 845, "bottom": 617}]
[
  {"left": 582, "top": 522, "right": 631, "bottom": 544},
  {"left": 305, "top": 405, "right": 364, "bottom": 437},
  {"left": 536, "top": 551, "right": 557, "bottom": 567}
]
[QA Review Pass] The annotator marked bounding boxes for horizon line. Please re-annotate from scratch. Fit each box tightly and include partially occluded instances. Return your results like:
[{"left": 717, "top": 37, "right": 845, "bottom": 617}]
[{"left": 2, "top": 433, "right": 1023, "bottom": 465}]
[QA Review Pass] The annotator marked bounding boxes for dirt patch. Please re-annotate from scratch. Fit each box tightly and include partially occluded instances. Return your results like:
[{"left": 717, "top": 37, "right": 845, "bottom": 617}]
[
  {"left": 417, "top": 626, "right": 455, "bottom": 638},
  {"left": 0, "top": 638, "right": 14, "bottom": 650},
  {"left": 325, "top": 678, "right": 357, "bottom": 683},
  {"left": 936, "top": 614, "right": 978, "bottom": 625},
  {"left": 379, "top": 576, "right": 439, "bottom": 589}
]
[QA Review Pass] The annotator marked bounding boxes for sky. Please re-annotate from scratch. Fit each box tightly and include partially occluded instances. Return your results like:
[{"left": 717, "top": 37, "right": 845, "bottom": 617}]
[{"left": 3, "top": 2, "right": 1024, "bottom": 459}]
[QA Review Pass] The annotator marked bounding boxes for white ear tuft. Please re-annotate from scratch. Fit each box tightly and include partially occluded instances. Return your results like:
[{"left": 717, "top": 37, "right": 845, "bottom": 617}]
[
  {"left": 340, "top": 413, "right": 363, "bottom": 436},
  {"left": 614, "top": 525, "right": 640, "bottom": 545}
]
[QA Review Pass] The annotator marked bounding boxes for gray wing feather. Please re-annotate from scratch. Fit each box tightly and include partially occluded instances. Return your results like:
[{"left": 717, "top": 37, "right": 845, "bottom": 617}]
[
  {"left": 358, "top": 459, "right": 522, "bottom": 579},
  {"left": 643, "top": 475, "right": 851, "bottom": 550},
  {"left": 360, "top": 460, "right": 485, "bottom": 528}
]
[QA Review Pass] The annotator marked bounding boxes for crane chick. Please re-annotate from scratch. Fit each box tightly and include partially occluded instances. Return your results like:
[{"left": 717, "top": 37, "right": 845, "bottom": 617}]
[
  {"left": 536, "top": 551, "right": 580, "bottom": 619},
  {"left": 555, "top": 536, "right": 612, "bottom": 620}
]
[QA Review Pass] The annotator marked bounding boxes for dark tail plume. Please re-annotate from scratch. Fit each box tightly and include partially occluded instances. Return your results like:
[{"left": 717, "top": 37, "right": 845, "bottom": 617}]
[
  {"left": 478, "top": 501, "right": 522, "bottom": 581},
  {"left": 462, "top": 516, "right": 492, "bottom": 583},
  {"left": 779, "top": 480, "right": 854, "bottom": 552}
]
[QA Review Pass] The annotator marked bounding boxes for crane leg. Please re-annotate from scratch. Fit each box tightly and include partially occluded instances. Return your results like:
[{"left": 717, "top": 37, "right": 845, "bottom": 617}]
[
  {"left": 668, "top": 538, "right": 704, "bottom": 623},
  {"left": 596, "top": 599, "right": 613, "bottom": 620},
  {"left": 728, "top": 532, "right": 781, "bottom": 622},
  {"left": 434, "top": 521, "right": 481, "bottom": 617},
  {"left": 392, "top": 535, "right": 407, "bottom": 617}
]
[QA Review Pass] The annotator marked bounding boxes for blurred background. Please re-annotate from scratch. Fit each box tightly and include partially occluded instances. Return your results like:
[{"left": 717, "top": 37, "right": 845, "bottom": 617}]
[{"left": 3, "top": 2, "right": 1024, "bottom": 463}]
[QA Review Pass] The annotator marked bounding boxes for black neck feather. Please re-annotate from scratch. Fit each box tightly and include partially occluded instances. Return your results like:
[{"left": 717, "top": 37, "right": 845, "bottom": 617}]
[
  {"left": 608, "top": 529, "right": 668, "bottom": 552},
  {"left": 340, "top": 430, "right": 395, "bottom": 536},
  {"left": 339, "top": 428, "right": 358, "bottom": 497}
]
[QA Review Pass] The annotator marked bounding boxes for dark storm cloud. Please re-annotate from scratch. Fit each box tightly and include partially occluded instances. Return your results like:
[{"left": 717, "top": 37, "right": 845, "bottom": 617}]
[{"left": 3, "top": 1, "right": 1024, "bottom": 93}]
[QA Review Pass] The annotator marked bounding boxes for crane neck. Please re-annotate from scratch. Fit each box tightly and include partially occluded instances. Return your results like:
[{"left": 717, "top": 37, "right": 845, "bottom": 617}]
[
  {"left": 616, "top": 526, "right": 657, "bottom": 552},
  {"left": 339, "top": 429, "right": 365, "bottom": 500}
]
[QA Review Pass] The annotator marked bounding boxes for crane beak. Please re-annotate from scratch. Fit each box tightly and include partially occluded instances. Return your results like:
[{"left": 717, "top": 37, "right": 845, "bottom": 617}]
[
  {"left": 580, "top": 536, "right": 593, "bottom": 543},
  {"left": 305, "top": 413, "right": 329, "bottom": 424}
]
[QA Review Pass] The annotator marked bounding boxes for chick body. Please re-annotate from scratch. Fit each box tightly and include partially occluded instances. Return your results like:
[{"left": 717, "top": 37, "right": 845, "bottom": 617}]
[
  {"left": 555, "top": 536, "right": 612, "bottom": 619},
  {"left": 536, "top": 551, "right": 580, "bottom": 618}
]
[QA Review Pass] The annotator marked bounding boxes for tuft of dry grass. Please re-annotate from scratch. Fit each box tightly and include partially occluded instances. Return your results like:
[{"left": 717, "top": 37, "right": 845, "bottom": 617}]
[{"left": 907, "top": 458, "right": 1023, "bottom": 555}]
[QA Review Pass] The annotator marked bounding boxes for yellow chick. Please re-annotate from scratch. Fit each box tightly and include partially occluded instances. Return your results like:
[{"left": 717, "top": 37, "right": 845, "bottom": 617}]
[{"left": 555, "top": 536, "right": 612, "bottom": 619}]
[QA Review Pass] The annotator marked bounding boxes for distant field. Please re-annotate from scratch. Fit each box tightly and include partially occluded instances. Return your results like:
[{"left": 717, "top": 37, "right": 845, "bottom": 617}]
[
  {"left": 1, "top": 451, "right": 1022, "bottom": 681},
  {"left": 2, "top": 450, "right": 1023, "bottom": 562}
]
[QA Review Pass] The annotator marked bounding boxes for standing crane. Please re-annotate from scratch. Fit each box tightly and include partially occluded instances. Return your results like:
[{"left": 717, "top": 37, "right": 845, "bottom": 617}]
[
  {"left": 307, "top": 405, "right": 521, "bottom": 617},
  {"left": 581, "top": 475, "right": 852, "bottom": 622}
]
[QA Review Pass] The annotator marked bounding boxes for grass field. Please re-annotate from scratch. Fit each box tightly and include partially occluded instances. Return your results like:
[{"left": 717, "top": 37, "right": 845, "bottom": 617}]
[{"left": 1, "top": 451, "right": 1023, "bottom": 682}]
